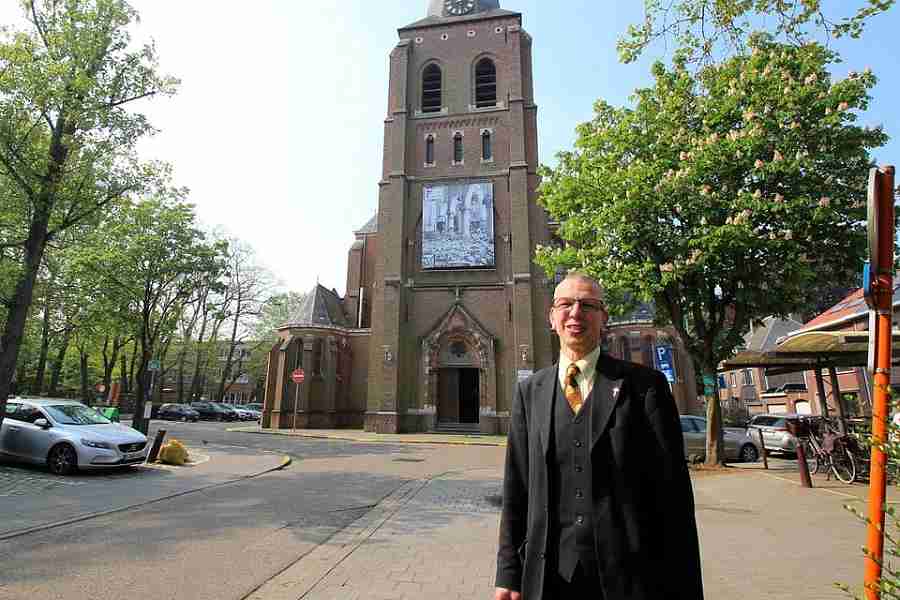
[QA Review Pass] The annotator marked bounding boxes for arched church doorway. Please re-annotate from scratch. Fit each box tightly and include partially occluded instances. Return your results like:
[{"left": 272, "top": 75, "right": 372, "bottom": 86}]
[
  {"left": 438, "top": 367, "right": 480, "bottom": 425},
  {"left": 436, "top": 339, "right": 480, "bottom": 431}
]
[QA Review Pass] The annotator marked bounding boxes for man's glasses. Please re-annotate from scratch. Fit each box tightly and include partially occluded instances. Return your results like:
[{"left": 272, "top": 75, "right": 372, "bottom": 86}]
[{"left": 552, "top": 297, "right": 605, "bottom": 314}]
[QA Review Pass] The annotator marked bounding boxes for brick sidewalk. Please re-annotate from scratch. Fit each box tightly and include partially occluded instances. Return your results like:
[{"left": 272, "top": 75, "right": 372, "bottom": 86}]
[{"left": 252, "top": 464, "right": 876, "bottom": 600}]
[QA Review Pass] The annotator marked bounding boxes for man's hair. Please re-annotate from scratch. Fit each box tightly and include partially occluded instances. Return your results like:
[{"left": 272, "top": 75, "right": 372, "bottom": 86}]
[{"left": 555, "top": 271, "right": 604, "bottom": 300}]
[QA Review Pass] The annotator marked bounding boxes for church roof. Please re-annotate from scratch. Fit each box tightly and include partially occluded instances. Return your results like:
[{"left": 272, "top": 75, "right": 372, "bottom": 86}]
[
  {"left": 355, "top": 213, "right": 378, "bottom": 235},
  {"left": 608, "top": 302, "right": 656, "bottom": 326},
  {"left": 400, "top": 8, "right": 520, "bottom": 31},
  {"left": 285, "top": 285, "right": 349, "bottom": 328}
]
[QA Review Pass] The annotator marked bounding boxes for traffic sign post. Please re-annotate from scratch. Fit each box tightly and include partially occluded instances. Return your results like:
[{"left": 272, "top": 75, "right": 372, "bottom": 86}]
[
  {"left": 864, "top": 165, "right": 895, "bottom": 600},
  {"left": 291, "top": 369, "right": 305, "bottom": 431}
]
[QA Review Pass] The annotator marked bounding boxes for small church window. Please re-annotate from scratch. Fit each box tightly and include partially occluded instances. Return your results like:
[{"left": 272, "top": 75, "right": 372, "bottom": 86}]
[
  {"left": 453, "top": 132, "right": 464, "bottom": 164},
  {"left": 481, "top": 130, "right": 492, "bottom": 161},
  {"left": 475, "top": 58, "right": 497, "bottom": 108},
  {"left": 425, "top": 134, "right": 435, "bottom": 165},
  {"left": 422, "top": 64, "right": 442, "bottom": 113},
  {"left": 312, "top": 339, "right": 323, "bottom": 376}
]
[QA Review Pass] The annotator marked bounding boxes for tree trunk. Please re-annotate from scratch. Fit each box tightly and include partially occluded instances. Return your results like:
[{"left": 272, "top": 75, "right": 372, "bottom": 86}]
[
  {"left": 216, "top": 308, "right": 242, "bottom": 403},
  {"left": 0, "top": 199, "right": 53, "bottom": 418},
  {"left": 190, "top": 354, "right": 206, "bottom": 401},
  {"left": 79, "top": 348, "right": 90, "bottom": 405},
  {"left": 703, "top": 366, "right": 725, "bottom": 465},
  {"left": 128, "top": 341, "right": 137, "bottom": 394},
  {"left": 119, "top": 350, "right": 129, "bottom": 393},
  {"left": 132, "top": 347, "right": 151, "bottom": 435},
  {"left": 48, "top": 328, "right": 72, "bottom": 396},
  {"left": 102, "top": 336, "right": 123, "bottom": 393},
  {"left": 177, "top": 349, "right": 187, "bottom": 403},
  {"left": 33, "top": 299, "right": 52, "bottom": 395}
]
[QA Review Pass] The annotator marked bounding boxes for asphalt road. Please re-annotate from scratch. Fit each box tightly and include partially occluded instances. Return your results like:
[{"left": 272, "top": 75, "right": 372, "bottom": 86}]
[{"left": 0, "top": 421, "right": 506, "bottom": 600}]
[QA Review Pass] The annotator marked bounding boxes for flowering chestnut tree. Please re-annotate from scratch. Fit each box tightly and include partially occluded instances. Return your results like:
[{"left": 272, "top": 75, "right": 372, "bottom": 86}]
[{"left": 536, "top": 37, "right": 887, "bottom": 464}]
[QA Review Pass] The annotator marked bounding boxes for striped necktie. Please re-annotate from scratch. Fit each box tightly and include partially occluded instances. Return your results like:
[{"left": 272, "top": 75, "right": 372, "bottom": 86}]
[{"left": 564, "top": 363, "right": 583, "bottom": 414}]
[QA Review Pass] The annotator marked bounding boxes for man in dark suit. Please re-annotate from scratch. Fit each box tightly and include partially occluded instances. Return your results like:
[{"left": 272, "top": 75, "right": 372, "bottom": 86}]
[{"left": 495, "top": 273, "right": 703, "bottom": 600}]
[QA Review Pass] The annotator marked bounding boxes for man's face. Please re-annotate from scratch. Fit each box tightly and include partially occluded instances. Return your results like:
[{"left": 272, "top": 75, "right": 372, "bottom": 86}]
[{"left": 550, "top": 277, "right": 608, "bottom": 359}]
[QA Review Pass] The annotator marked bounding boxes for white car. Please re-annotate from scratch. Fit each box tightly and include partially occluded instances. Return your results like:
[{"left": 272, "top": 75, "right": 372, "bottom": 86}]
[{"left": 1, "top": 398, "right": 148, "bottom": 475}]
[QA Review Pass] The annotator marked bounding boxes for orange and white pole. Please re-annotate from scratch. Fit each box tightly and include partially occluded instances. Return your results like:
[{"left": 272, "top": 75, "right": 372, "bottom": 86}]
[{"left": 865, "top": 165, "right": 895, "bottom": 599}]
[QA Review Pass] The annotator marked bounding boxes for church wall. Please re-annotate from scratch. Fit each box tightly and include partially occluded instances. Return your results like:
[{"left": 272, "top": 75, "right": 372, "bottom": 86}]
[
  {"left": 361, "top": 234, "right": 378, "bottom": 329},
  {"left": 346, "top": 332, "right": 370, "bottom": 426},
  {"left": 402, "top": 16, "right": 521, "bottom": 119},
  {"left": 345, "top": 243, "right": 363, "bottom": 326},
  {"left": 364, "top": 9, "right": 550, "bottom": 434},
  {"left": 409, "top": 287, "right": 512, "bottom": 420},
  {"left": 343, "top": 233, "right": 378, "bottom": 329}
]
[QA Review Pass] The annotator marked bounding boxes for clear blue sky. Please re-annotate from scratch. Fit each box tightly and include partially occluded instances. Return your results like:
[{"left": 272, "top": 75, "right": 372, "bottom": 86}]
[{"left": 2, "top": 1, "right": 897, "bottom": 295}]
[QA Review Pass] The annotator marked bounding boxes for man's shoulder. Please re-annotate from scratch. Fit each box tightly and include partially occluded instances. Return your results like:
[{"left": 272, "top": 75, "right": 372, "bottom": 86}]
[
  {"left": 601, "top": 354, "right": 667, "bottom": 386},
  {"left": 517, "top": 364, "right": 557, "bottom": 394}
]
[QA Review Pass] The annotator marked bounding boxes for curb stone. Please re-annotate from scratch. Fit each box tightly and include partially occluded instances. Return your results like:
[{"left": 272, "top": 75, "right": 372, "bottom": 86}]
[{"left": 226, "top": 426, "right": 507, "bottom": 447}]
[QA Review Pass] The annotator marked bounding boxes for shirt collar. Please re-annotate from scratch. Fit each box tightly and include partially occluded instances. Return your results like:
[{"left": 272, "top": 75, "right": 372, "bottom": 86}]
[{"left": 558, "top": 344, "right": 603, "bottom": 387}]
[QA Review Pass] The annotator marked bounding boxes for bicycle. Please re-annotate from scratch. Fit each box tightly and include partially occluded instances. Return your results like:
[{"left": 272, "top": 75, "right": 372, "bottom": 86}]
[{"left": 801, "top": 416, "right": 857, "bottom": 484}]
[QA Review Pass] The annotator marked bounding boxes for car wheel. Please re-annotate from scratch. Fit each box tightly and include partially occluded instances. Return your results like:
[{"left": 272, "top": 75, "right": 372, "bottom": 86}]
[
  {"left": 180, "top": 415, "right": 187, "bottom": 422},
  {"left": 48, "top": 444, "right": 78, "bottom": 476},
  {"left": 739, "top": 444, "right": 759, "bottom": 463}
]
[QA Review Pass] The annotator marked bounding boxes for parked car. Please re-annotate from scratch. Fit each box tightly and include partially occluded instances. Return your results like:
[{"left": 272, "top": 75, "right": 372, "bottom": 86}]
[
  {"left": 190, "top": 401, "right": 238, "bottom": 422},
  {"left": 0, "top": 398, "right": 148, "bottom": 475},
  {"left": 222, "top": 404, "right": 257, "bottom": 421},
  {"left": 244, "top": 403, "right": 263, "bottom": 412},
  {"left": 680, "top": 415, "right": 761, "bottom": 462},
  {"left": 745, "top": 414, "right": 800, "bottom": 453},
  {"left": 210, "top": 402, "right": 241, "bottom": 421},
  {"left": 157, "top": 403, "right": 200, "bottom": 422},
  {"left": 234, "top": 404, "right": 261, "bottom": 420}
]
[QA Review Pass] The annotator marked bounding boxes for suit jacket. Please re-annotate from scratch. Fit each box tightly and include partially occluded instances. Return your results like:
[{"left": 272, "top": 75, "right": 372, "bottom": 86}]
[{"left": 496, "top": 353, "right": 703, "bottom": 600}]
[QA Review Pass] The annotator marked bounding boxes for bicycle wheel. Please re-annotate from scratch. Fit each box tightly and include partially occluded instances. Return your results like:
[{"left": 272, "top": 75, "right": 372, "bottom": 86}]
[
  {"left": 803, "top": 440, "right": 820, "bottom": 475},
  {"left": 830, "top": 445, "right": 857, "bottom": 484}
]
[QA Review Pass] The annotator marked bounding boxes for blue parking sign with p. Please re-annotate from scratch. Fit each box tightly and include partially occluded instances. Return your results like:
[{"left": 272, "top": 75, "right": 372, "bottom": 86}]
[{"left": 655, "top": 344, "right": 676, "bottom": 383}]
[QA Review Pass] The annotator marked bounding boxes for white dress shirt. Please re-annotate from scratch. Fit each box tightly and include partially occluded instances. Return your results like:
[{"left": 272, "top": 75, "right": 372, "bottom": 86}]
[{"left": 557, "top": 345, "right": 603, "bottom": 403}]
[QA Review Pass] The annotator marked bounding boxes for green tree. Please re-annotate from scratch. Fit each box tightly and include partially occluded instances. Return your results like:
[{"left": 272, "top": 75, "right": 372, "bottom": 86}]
[
  {"left": 537, "top": 39, "right": 886, "bottom": 464},
  {"left": 619, "top": 0, "right": 894, "bottom": 64},
  {"left": 0, "top": 0, "right": 177, "bottom": 416},
  {"left": 73, "top": 196, "right": 226, "bottom": 432}
]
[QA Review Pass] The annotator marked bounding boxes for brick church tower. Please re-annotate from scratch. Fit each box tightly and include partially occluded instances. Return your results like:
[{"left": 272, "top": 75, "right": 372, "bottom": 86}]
[{"left": 364, "top": 0, "right": 551, "bottom": 433}]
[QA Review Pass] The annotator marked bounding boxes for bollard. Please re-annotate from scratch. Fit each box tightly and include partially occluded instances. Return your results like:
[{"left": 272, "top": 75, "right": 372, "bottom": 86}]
[
  {"left": 147, "top": 429, "right": 167, "bottom": 463},
  {"left": 787, "top": 421, "right": 812, "bottom": 488},
  {"left": 757, "top": 428, "right": 768, "bottom": 470}
]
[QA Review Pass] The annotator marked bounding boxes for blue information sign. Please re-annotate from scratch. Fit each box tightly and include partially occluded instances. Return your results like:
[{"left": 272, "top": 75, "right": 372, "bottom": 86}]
[{"left": 654, "top": 344, "right": 677, "bottom": 383}]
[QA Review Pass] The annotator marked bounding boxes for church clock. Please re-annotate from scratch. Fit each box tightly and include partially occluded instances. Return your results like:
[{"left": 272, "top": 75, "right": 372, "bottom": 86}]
[{"left": 444, "top": 0, "right": 476, "bottom": 16}]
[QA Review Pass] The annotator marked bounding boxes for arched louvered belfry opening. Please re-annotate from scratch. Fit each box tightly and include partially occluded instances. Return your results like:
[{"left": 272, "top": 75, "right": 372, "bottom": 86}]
[
  {"left": 474, "top": 58, "right": 497, "bottom": 108},
  {"left": 453, "top": 132, "right": 464, "bottom": 163},
  {"left": 481, "top": 130, "right": 492, "bottom": 161},
  {"left": 422, "top": 63, "right": 442, "bottom": 113},
  {"left": 425, "top": 134, "right": 435, "bottom": 164}
]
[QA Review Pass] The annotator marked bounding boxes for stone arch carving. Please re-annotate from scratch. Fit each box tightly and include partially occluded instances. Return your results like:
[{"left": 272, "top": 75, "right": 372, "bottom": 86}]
[{"left": 421, "top": 303, "right": 497, "bottom": 421}]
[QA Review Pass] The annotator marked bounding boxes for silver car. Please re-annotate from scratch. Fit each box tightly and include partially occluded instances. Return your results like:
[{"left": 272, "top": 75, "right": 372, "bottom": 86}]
[
  {"left": 745, "top": 414, "right": 799, "bottom": 453},
  {"left": 0, "top": 398, "right": 148, "bottom": 475},
  {"left": 223, "top": 404, "right": 260, "bottom": 421},
  {"left": 680, "top": 415, "right": 761, "bottom": 462}
]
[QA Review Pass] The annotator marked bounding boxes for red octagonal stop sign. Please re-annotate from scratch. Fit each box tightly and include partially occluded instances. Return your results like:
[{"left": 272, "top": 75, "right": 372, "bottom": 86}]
[{"left": 291, "top": 368, "right": 305, "bottom": 384}]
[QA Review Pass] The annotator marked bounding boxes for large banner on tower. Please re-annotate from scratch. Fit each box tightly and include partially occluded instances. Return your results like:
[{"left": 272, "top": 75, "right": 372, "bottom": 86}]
[{"left": 421, "top": 181, "right": 495, "bottom": 269}]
